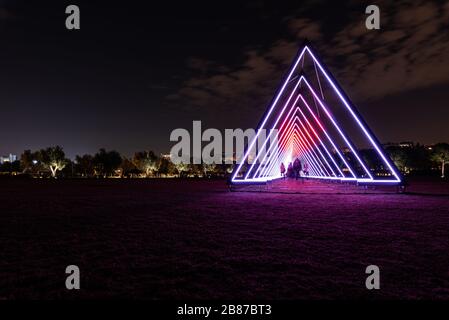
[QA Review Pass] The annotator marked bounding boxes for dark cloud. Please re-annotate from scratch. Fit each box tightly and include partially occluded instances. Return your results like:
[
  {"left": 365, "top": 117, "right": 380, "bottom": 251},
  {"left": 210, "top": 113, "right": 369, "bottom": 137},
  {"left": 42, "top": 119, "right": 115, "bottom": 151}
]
[{"left": 168, "top": 0, "right": 449, "bottom": 113}]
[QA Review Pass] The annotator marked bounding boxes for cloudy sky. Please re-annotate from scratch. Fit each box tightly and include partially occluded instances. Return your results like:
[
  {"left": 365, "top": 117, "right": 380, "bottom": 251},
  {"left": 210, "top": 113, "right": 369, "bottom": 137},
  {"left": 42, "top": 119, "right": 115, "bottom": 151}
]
[{"left": 0, "top": 0, "right": 448, "bottom": 158}]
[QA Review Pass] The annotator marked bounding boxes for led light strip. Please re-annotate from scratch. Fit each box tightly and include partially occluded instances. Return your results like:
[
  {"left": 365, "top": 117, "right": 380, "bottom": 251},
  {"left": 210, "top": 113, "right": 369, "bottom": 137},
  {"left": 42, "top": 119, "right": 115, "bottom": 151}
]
[
  {"left": 295, "top": 99, "right": 345, "bottom": 177},
  {"left": 296, "top": 116, "right": 337, "bottom": 177},
  {"left": 256, "top": 91, "right": 340, "bottom": 180},
  {"left": 297, "top": 93, "right": 357, "bottom": 179},
  {"left": 304, "top": 46, "right": 401, "bottom": 182},
  {"left": 300, "top": 76, "right": 374, "bottom": 180},
  {"left": 290, "top": 136, "right": 321, "bottom": 177},
  {"left": 231, "top": 45, "right": 401, "bottom": 184},
  {"left": 232, "top": 46, "right": 308, "bottom": 182},
  {"left": 264, "top": 120, "right": 324, "bottom": 178},
  {"left": 259, "top": 110, "right": 325, "bottom": 178},
  {"left": 244, "top": 79, "right": 304, "bottom": 179},
  {"left": 253, "top": 94, "right": 303, "bottom": 178},
  {"left": 294, "top": 120, "right": 333, "bottom": 176},
  {"left": 261, "top": 98, "right": 344, "bottom": 179}
]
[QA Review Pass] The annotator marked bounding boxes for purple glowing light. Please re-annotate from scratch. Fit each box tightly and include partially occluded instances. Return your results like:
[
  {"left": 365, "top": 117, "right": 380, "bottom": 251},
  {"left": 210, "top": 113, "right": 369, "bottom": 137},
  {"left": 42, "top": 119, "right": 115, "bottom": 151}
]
[
  {"left": 231, "top": 44, "right": 401, "bottom": 185},
  {"left": 304, "top": 46, "right": 401, "bottom": 182},
  {"left": 232, "top": 47, "right": 308, "bottom": 182}
]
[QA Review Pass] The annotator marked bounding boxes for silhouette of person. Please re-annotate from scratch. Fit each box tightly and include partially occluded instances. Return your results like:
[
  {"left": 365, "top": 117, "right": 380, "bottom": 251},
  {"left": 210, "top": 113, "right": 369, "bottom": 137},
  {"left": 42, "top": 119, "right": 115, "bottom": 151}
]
[
  {"left": 303, "top": 162, "right": 309, "bottom": 177},
  {"left": 280, "top": 162, "right": 286, "bottom": 179},
  {"left": 287, "top": 162, "right": 293, "bottom": 178},
  {"left": 293, "top": 158, "right": 302, "bottom": 180}
]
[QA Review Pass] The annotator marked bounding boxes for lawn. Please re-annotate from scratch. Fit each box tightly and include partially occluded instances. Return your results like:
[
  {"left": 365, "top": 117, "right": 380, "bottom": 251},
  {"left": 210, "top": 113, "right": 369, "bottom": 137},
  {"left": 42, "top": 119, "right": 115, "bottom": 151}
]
[{"left": 0, "top": 178, "right": 448, "bottom": 299}]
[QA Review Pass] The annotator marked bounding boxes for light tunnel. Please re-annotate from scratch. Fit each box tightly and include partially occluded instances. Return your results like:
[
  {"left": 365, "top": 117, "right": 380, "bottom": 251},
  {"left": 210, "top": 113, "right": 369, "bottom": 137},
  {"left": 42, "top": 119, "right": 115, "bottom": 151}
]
[{"left": 231, "top": 43, "right": 402, "bottom": 185}]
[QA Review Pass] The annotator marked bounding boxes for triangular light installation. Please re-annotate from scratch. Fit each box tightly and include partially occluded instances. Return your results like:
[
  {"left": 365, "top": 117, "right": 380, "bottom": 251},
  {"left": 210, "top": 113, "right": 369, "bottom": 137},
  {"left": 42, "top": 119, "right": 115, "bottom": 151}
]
[{"left": 231, "top": 43, "right": 402, "bottom": 185}]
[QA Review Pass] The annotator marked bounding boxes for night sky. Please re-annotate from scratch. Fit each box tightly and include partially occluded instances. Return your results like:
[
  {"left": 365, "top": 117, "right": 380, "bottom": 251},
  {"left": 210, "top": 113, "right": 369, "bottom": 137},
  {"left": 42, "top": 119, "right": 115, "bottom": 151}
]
[{"left": 0, "top": 0, "right": 448, "bottom": 159}]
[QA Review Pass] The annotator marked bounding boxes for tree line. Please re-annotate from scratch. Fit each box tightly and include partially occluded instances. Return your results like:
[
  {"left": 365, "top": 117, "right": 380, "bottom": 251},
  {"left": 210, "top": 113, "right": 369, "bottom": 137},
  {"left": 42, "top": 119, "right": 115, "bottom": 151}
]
[
  {"left": 383, "top": 143, "right": 449, "bottom": 178},
  {"left": 0, "top": 147, "right": 233, "bottom": 178},
  {"left": 0, "top": 142, "right": 448, "bottom": 179}
]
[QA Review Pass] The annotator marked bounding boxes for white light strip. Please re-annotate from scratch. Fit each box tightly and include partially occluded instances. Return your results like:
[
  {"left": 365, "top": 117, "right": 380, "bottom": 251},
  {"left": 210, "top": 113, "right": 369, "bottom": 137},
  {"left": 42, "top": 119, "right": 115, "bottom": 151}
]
[
  {"left": 301, "top": 76, "right": 374, "bottom": 180},
  {"left": 304, "top": 46, "right": 401, "bottom": 182}
]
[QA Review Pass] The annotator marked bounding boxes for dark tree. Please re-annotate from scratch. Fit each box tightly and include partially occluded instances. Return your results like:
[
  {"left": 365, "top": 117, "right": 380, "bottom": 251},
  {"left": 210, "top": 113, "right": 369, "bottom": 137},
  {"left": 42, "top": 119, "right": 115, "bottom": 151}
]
[
  {"left": 75, "top": 154, "right": 95, "bottom": 177},
  {"left": 93, "top": 149, "right": 122, "bottom": 177},
  {"left": 20, "top": 149, "right": 39, "bottom": 173},
  {"left": 157, "top": 157, "right": 175, "bottom": 177},
  {"left": 121, "top": 158, "right": 139, "bottom": 177},
  {"left": 386, "top": 146, "right": 409, "bottom": 174},
  {"left": 0, "top": 160, "right": 21, "bottom": 173},
  {"left": 406, "top": 144, "right": 432, "bottom": 174},
  {"left": 360, "top": 149, "right": 383, "bottom": 172}
]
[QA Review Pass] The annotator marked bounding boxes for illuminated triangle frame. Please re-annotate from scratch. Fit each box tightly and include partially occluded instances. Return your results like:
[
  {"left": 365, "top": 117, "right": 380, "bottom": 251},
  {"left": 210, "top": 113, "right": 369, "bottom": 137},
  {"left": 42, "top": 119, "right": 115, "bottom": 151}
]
[{"left": 230, "top": 43, "right": 402, "bottom": 185}]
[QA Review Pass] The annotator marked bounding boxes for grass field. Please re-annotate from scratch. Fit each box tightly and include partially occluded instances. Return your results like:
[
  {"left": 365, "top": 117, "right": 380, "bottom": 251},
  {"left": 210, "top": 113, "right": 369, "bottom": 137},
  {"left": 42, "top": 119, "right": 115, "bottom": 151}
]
[{"left": 0, "top": 178, "right": 448, "bottom": 299}]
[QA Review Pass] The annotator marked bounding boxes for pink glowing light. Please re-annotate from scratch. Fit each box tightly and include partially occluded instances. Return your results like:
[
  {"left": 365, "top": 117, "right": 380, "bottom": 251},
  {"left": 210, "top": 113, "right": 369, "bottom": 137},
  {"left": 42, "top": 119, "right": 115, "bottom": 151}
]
[
  {"left": 297, "top": 93, "right": 357, "bottom": 178},
  {"left": 255, "top": 93, "right": 335, "bottom": 179},
  {"left": 304, "top": 46, "right": 401, "bottom": 182},
  {"left": 231, "top": 44, "right": 401, "bottom": 185},
  {"left": 232, "top": 46, "right": 308, "bottom": 182},
  {"left": 244, "top": 80, "right": 304, "bottom": 179},
  {"left": 253, "top": 94, "right": 303, "bottom": 177},
  {"left": 300, "top": 76, "right": 373, "bottom": 180},
  {"left": 295, "top": 100, "right": 345, "bottom": 177}
]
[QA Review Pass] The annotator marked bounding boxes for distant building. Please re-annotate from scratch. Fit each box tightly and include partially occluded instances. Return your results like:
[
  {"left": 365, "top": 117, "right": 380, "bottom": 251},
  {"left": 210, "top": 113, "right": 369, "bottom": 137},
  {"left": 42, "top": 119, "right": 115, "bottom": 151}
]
[
  {"left": 0, "top": 154, "right": 17, "bottom": 164},
  {"left": 383, "top": 142, "right": 414, "bottom": 149},
  {"left": 399, "top": 141, "right": 414, "bottom": 148}
]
